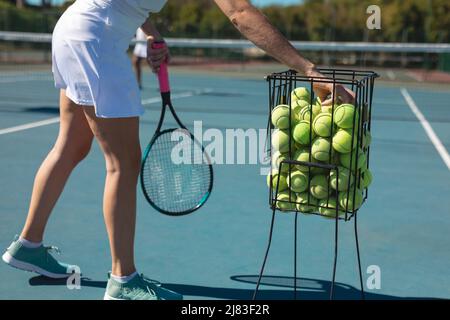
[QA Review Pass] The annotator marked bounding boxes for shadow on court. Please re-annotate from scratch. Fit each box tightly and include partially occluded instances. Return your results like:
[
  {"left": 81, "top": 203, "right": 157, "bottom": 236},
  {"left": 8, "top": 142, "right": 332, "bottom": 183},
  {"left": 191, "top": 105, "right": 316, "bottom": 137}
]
[{"left": 28, "top": 275, "right": 438, "bottom": 300}]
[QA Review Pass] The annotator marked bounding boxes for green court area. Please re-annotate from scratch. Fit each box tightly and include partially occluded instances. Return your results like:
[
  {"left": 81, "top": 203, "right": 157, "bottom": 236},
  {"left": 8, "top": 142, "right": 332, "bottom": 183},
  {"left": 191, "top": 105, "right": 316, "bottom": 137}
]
[{"left": 0, "top": 66, "right": 449, "bottom": 299}]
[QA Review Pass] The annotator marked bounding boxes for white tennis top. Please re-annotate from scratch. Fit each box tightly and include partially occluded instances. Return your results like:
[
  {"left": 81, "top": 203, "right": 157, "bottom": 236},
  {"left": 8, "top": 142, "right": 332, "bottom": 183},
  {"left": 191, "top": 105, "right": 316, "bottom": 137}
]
[{"left": 51, "top": 0, "right": 167, "bottom": 118}]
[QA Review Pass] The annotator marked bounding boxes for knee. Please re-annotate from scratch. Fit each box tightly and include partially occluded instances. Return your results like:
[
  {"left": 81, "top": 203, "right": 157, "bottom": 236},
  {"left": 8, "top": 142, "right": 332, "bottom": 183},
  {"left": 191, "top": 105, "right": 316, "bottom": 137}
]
[
  {"left": 53, "top": 139, "right": 92, "bottom": 166},
  {"left": 106, "top": 147, "right": 141, "bottom": 178},
  {"left": 132, "top": 56, "right": 140, "bottom": 68}
]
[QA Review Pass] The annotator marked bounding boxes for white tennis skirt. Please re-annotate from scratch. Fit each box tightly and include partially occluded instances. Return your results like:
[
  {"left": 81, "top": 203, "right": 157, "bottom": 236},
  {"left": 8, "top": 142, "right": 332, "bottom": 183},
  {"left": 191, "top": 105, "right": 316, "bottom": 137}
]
[
  {"left": 52, "top": 0, "right": 144, "bottom": 118},
  {"left": 133, "top": 28, "right": 148, "bottom": 58}
]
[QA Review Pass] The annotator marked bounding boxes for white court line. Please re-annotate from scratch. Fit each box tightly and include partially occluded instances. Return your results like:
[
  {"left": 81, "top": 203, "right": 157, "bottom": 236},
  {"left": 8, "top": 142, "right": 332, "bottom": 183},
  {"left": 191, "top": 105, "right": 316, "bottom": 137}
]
[
  {"left": 141, "top": 88, "right": 212, "bottom": 105},
  {"left": 0, "top": 89, "right": 212, "bottom": 135},
  {"left": 401, "top": 88, "right": 450, "bottom": 170},
  {"left": 0, "top": 117, "right": 60, "bottom": 135}
]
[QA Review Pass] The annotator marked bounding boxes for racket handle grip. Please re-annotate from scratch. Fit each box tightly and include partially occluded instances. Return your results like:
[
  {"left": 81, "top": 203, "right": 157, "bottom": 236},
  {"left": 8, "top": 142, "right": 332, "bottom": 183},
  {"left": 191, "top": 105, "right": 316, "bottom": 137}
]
[{"left": 152, "top": 41, "right": 170, "bottom": 93}]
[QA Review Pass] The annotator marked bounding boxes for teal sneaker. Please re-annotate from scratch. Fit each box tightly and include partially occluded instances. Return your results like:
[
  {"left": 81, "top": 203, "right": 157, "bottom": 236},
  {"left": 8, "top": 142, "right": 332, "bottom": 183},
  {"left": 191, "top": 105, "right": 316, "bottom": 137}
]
[
  {"left": 104, "top": 273, "right": 183, "bottom": 300},
  {"left": 2, "top": 237, "right": 76, "bottom": 279}
]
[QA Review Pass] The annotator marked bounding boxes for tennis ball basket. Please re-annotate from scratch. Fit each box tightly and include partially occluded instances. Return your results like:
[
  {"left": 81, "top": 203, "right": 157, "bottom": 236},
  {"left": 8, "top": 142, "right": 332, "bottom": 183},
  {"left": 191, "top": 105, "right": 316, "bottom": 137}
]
[{"left": 254, "top": 68, "right": 378, "bottom": 300}]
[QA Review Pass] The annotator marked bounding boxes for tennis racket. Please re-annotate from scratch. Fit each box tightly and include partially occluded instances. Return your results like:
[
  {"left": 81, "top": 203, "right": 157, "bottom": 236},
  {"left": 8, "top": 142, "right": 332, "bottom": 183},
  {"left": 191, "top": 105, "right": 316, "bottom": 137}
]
[{"left": 140, "top": 41, "right": 213, "bottom": 216}]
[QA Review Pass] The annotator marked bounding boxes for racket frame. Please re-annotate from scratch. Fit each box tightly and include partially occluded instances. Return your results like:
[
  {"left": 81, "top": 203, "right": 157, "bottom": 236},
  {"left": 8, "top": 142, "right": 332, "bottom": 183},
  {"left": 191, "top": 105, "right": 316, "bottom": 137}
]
[{"left": 140, "top": 43, "right": 213, "bottom": 216}]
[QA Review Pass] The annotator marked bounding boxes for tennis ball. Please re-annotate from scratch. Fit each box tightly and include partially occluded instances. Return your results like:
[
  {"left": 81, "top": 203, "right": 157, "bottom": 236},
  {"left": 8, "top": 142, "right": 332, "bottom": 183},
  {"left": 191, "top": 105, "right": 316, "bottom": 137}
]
[
  {"left": 272, "top": 129, "right": 291, "bottom": 153},
  {"left": 291, "top": 87, "right": 310, "bottom": 102},
  {"left": 272, "top": 151, "right": 289, "bottom": 173},
  {"left": 313, "top": 113, "right": 333, "bottom": 137},
  {"left": 333, "top": 104, "right": 359, "bottom": 129},
  {"left": 267, "top": 171, "right": 288, "bottom": 191},
  {"left": 362, "top": 130, "right": 372, "bottom": 149},
  {"left": 292, "top": 120, "right": 315, "bottom": 146},
  {"left": 340, "top": 148, "right": 367, "bottom": 170},
  {"left": 321, "top": 105, "right": 333, "bottom": 114},
  {"left": 276, "top": 191, "right": 296, "bottom": 211},
  {"left": 271, "top": 104, "right": 294, "bottom": 129},
  {"left": 332, "top": 129, "right": 357, "bottom": 154},
  {"left": 293, "top": 148, "right": 312, "bottom": 172},
  {"left": 296, "top": 192, "right": 318, "bottom": 213},
  {"left": 330, "top": 166, "right": 354, "bottom": 191},
  {"left": 360, "top": 169, "right": 373, "bottom": 188},
  {"left": 299, "top": 106, "right": 313, "bottom": 122},
  {"left": 299, "top": 104, "right": 321, "bottom": 122},
  {"left": 318, "top": 198, "right": 345, "bottom": 218},
  {"left": 287, "top": 170, "right": 309, "bottom": 193},
  {"left": 291, "top": 99, "right": 309, "bottom": 117},
  {"left": 311, "top": 137, "right": 332, "bottom": 162},
  {"left": 338, "top": 189, "right": 364, "bottom": 211},
  {"left": 310, "top": 174, "right": 330, "bottom": 199}
]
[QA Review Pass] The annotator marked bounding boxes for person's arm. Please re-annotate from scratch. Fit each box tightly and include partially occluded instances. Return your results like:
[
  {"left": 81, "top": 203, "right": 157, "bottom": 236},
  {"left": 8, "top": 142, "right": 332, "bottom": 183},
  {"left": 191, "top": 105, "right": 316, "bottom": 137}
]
[
  {"left": 139, "top": 18, "right": 169, "bottom": 73},
  {"left": 214, "top": 0, "right": 353, "bottom": 103}
]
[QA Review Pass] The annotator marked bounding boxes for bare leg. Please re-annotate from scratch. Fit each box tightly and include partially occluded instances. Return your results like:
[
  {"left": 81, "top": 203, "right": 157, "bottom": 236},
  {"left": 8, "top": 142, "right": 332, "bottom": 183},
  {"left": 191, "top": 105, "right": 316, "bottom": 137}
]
[
  {"left": 132, "top": 55, "right": 143, "bottom": 89},
  {"left": 20, "top": 91, "right": 93, "bottom": 242},
  {"left": 82, "top": 107, "right": 141, "bottom": 277}
]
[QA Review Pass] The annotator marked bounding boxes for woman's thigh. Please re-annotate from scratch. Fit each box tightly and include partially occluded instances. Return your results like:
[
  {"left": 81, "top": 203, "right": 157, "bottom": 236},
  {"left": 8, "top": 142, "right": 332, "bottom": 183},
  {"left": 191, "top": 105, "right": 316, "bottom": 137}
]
[
  {"left": 81, "top": 107, "right": 141, "bottom": 171},
  {"left": 55, "top": 90, "right": 94, "bottom": 161}
]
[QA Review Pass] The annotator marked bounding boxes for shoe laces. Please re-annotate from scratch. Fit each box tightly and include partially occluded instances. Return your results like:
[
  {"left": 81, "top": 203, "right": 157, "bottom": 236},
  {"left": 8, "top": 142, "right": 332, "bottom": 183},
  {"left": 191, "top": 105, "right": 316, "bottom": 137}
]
[
  {"left": 140, "top": 274, "right": 162, "bottom": 287},
  {"left": 44, "top": 245, "right": 61, "bottom": 263}
]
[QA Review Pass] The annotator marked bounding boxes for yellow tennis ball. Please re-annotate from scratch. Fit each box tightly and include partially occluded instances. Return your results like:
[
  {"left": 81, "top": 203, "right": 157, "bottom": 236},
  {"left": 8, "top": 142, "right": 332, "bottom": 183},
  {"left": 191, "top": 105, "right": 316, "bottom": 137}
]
[
  {"left": 330, "top": 166, "right": 354, "bottom": 191},
  {"left": 271, "top": 104, "right": 295, "bottom": 129},
  {"left": 310, "top": 174, "right": 330, "bottom": 199},
  {"left": 340, "top": 148, "right": 367, "bottom": 170},
  {"left": 333, "top": 104, "right": 359, "bottom": 129},
  {"left": 338, "top": 188, "right": 364, "bottom": 211},
  {"left": 296, "top": 192, "right": 318, "bottom": 213},
  {"left": 313, "top": 113, "right": 333, "bottom": 137},
  {"left": 272, "top": 129, "right": 291, "bottom": 153},
  {"left": 300, "top": 104, "right": 321, "bottom": 122},
  {"left": 332, "top": 129, "right": 357, "bottom": 154},
  {"left": 291, "top": 99, "right": 309, "bottom": 117},
  {"left": 287, "top": 170, "right": 309, "bottom": 193},
  {"left": 362, "top": 130, "right": 372, "bottom": 149},
  {"left": 292, "top": 120, "right": 315, "bottom": 146},
  {"left": 276, "top": 191, "right": 296, "bottom": 211},
  {"left": 311, "top": 137, "right": 332, "bottom": 162},
  {"left": 267, "top": 171, "right": 288, "bottom": 191},
  {"left": 360, "top": 169, "right": 373, "bottom": 188},
  {"left": 293, "top": 148, "right": 312, "bottom": 172},
  {"left": 272, "top": 151, "right": 289, "bottom": 172},
  {"left": 291, "top": 87, "right": 310, "bottom": 102},
  {"left": 318, "top": 198, "right": 345, "bottom": 218}
]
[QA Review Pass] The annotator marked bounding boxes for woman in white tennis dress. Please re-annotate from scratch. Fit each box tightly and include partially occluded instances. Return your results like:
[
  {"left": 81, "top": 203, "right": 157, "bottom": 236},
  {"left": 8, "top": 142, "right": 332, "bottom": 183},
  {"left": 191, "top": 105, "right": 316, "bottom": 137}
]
[{"left": 2, "top": 0, "right": 353, "bottom": 300}]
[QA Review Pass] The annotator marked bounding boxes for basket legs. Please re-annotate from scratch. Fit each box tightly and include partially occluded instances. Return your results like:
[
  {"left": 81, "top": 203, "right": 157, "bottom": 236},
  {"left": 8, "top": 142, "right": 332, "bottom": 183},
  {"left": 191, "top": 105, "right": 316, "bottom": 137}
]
[
  {"left": 354, "top": 214, "right": 365, "bottom": 300},
  {"left": 254, "top": 210, "right": 365, "bottom": 300},
  {"left": 330, "top": 213, "right": 339, "bottom": 299},
  {"left": 294, "top": 211, "right": 298, "bottom": 300},
  {"left": 253, "top": 207, "right": 277, "bottom": 300}
]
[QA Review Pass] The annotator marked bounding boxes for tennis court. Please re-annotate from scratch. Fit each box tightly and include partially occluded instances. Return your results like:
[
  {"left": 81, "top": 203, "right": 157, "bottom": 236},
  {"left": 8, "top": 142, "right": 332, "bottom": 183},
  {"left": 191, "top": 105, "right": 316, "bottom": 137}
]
[{"left": 1, "top": 60, "right": 449, "bottom": 300}]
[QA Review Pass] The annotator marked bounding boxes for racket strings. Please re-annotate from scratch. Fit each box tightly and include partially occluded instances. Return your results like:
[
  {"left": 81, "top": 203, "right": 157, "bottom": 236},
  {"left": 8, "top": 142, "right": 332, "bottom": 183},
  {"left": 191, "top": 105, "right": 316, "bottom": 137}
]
[{"left": 142, "top": 130, "right": 211, "bottom": 214}]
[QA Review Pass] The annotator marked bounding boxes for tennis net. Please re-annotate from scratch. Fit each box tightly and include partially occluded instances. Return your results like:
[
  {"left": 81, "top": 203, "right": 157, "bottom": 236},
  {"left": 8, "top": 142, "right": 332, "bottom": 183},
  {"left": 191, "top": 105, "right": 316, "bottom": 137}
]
[{"left": 1, "top": 31, "right": 450, "bottom": 82}]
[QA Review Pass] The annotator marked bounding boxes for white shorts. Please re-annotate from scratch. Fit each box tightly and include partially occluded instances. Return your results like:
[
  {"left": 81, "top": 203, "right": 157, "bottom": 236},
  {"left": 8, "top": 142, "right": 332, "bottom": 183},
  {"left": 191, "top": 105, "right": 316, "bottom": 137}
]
[
  {"left": 133, "top": 28, "right": 147, "bottom": 58},
  {"left": 52, "top": 0, "right": 144, "bottom": 118}
]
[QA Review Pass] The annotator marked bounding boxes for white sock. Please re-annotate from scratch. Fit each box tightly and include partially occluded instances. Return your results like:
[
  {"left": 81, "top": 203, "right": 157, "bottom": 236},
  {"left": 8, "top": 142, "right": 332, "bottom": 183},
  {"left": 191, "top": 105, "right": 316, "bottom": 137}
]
[
  {"left": 111, "top": 271, "right": 138, "bottom": 283},
  {"left": 19, "top": 237, "right": 42, "bottom": 249}
]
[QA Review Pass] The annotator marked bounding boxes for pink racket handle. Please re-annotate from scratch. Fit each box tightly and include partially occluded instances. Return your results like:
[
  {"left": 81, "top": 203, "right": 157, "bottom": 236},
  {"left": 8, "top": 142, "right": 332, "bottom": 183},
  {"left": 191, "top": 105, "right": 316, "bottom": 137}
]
[{"left": 152, "top": 41, "right": 170, "bottom": 93}]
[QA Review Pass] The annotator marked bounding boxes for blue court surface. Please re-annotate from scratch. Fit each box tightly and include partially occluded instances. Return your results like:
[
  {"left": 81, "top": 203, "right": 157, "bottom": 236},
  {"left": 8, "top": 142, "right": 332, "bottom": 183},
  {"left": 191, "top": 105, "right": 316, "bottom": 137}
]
[{"left": 0, "top": 66, "right": 449, "bottom": 300}]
